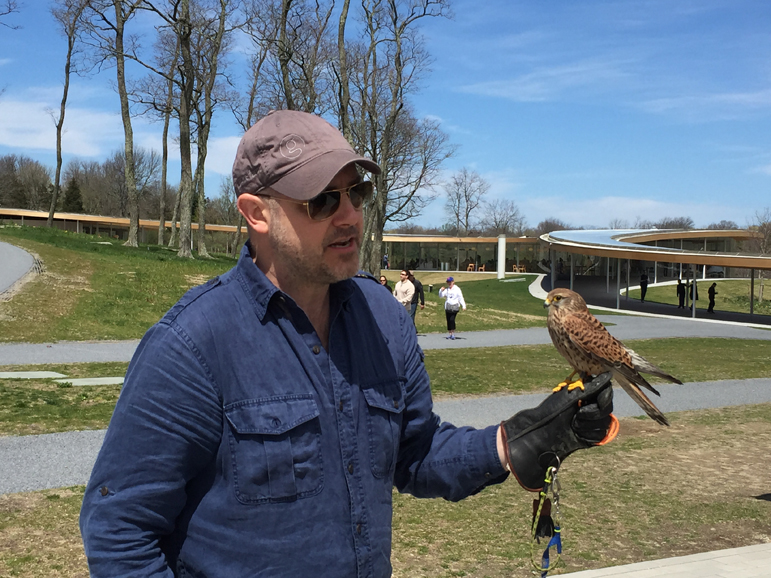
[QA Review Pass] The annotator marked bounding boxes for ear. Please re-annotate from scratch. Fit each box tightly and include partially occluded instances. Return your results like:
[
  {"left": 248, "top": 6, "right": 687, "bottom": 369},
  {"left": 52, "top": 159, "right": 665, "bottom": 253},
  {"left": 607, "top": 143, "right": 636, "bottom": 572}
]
[{"left": 237, "top": 194, "right": 269, "bottom": 234}]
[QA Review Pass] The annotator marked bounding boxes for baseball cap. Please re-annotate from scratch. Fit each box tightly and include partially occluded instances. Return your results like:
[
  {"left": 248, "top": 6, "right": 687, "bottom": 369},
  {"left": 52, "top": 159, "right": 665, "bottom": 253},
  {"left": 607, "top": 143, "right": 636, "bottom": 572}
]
[
  {"left": 446, "top": 276, "right": 454, "bottom": 282},
  {"left": 232, "top": 110, "right": 381, "bottom": 200}
]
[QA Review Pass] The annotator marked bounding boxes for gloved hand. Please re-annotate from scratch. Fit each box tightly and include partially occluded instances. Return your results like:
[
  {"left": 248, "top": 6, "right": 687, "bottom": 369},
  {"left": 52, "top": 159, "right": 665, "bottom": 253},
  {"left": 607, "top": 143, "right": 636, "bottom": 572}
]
[{"left": 500, "top": 372, "right": 615, "bottom": 492}]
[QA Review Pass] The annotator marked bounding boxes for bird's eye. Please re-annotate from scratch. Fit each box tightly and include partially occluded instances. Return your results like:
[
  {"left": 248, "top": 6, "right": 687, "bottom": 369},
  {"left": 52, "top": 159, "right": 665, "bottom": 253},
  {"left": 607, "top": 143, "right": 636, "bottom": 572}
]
[{"left": 554, "top": 295, "right": 562, "bottom": 301}]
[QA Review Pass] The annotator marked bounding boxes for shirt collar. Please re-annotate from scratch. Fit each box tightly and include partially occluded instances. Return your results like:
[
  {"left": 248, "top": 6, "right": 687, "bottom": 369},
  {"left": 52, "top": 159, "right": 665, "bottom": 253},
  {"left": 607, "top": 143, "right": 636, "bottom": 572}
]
[{"left": 235, "top": 242, "right": 357, "bottom": 322}]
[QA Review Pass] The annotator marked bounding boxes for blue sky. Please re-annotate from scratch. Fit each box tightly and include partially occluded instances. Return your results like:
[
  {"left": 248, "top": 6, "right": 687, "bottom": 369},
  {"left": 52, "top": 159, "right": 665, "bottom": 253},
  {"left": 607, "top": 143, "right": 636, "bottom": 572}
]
[{"left": 1, "top": 0, "right": 770, "bottom": 229}]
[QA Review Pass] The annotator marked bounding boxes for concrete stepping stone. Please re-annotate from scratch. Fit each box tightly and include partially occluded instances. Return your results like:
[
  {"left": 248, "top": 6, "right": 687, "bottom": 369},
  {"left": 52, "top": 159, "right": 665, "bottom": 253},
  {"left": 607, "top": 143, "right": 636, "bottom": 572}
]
[
  {"left": 53, "top": 377, "right": 124, "bottom": 386},
  {"left": 0, "top": 371, "right": 67, "bottom": 379}
]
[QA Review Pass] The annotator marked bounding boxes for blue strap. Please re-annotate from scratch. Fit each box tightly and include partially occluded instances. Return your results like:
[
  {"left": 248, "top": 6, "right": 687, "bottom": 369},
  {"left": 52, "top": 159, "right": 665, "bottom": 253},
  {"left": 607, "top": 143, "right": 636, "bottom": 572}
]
[{"left": 540, "top": 527, "right": 562, "bottom": 577}]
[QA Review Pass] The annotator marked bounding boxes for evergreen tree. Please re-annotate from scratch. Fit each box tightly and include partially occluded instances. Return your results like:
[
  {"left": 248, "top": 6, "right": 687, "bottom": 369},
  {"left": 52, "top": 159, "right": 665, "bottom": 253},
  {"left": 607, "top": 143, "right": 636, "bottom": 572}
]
[{"left": 62, "top": 177, "right": 84, "bottom": 213}]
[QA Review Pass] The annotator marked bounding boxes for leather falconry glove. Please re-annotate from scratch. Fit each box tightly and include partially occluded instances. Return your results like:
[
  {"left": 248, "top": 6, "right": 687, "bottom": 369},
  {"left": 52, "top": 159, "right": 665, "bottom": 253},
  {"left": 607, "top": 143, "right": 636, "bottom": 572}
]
[{"left": 500, "top": 372, "right": 615, "bottom": 492}]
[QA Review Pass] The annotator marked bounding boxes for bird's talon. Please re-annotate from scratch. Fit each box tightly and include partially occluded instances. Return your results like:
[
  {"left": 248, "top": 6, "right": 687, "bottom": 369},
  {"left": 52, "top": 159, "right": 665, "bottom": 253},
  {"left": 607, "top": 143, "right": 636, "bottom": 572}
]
[
  {"left": 552, "top": 381, "right": 569, "bottom": 392},
  {"left": 567, "top": 380, "right": 585, "bottom": 391}
]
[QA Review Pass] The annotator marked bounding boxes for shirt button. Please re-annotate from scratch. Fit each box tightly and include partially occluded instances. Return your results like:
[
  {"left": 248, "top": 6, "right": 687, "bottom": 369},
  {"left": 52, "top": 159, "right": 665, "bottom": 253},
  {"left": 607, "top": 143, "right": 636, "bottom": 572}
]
[
  {"left": 356, "top": 523, "right": 362, "bottom": 534},
  {"left": 100, "top": 486, "right": 109, "bottom": 496},
  {"left": 339, "top": 399, "right": 344, "bottom": 412},
  {"left": 393, "top": 400, "right": 399, "bottom": 409},
  {"left": 348, "top": 462, "right": 354, "bottom": 474},
  {"left": 272, "top": 418, "right": 281, "bottom": 428},
  {"left": 312, "top": 345, "right": 321, "bottom": 354}
]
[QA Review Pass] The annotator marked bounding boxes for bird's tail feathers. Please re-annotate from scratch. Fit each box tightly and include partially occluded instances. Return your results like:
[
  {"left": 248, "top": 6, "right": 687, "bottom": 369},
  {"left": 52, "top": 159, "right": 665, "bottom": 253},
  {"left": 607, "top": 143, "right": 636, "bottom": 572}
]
[
  {"left": 626, "top": 348, "right": 683, "bottom": 384},
  {"left": 613, "top": 361, "right": 661, "bottom": 396},
  {"left": 614, "top": 373, "right": 671, "bottom": 427}
]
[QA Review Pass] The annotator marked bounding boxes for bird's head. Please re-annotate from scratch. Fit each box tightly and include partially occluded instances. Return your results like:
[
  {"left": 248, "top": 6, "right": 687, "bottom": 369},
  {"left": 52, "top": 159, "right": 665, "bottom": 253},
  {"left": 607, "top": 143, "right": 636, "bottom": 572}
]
[{"left": 543, "top": 288, "right": 586, "bottom": 311}]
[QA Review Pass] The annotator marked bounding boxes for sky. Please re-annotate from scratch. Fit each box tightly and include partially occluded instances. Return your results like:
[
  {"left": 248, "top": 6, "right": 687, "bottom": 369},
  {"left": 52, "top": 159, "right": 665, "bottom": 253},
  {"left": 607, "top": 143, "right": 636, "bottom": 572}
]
[{"left": 1, "top": 0, "right": 770, "bottom": 230}]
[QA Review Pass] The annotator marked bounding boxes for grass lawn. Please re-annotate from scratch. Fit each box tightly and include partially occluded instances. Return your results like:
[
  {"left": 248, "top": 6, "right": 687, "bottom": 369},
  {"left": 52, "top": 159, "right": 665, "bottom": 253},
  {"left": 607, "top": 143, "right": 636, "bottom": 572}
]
[
  {"left": 628, "top": 279, "right": 771, "bottom": 316},
  {"left": 1, "top": 405, "right": 769, "bottom": 578},
  {"left": 0, "top": 226, "right": 235, "bottom": 343}
]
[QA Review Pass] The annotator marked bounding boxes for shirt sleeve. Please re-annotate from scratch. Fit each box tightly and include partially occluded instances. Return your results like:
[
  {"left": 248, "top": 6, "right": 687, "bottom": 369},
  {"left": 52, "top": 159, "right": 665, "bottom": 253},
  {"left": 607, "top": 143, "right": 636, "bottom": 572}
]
[
  {"left": 457, "top": 287, "right": 466, "bottom": 309},
  {"left": 404, "top": 282, "right": 415, "bottom": 304},
  {"left": 392, "top": 313, "right": 507, "bottom": 501},
  {"left": 79, "top": 322, "right": 222, "bottom": 577}
]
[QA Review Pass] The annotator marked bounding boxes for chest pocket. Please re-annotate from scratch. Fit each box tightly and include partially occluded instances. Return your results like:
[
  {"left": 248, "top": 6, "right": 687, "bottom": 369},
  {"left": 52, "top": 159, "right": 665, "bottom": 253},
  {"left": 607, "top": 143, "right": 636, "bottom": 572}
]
[
  {"left": 225, "top": 395, "right": 323, "bottom": 504},
  {"left": 362, "top": 380, "right": 405, "bottom": 478}
]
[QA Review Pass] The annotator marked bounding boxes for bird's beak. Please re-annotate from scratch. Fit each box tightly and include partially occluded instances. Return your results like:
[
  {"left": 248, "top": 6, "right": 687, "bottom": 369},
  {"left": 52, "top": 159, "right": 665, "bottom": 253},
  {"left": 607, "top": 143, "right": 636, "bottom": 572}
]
[{"left": 543, "top": 298, "right": 551, "bottom": 309}]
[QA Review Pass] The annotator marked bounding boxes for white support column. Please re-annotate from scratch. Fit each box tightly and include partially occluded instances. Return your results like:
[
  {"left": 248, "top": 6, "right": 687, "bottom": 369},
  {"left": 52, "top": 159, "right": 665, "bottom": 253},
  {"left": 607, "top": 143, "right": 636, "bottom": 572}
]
[
  {"left": 750, "top": 269, "right": 755, "bottom": 315},
  {"left": 497, "top": 235, "right": 506, "bottom": 279},
  {"left": 616, "top": 258, "right": 621, "bottom": 309},
  {"left": 625, "top": 259, "right": 630, "bottom": 300},
  {"left": 570, "top": 253, "right": 574, "bottom": 290},
  {"left": 679, "top": 240, "right": 683, "bottom": 278},
  {"left": 516, "top": 245, "right": 520, "bottom": 271},
  {"left": 606, "top": 258, "right": 610, "bottom": 293},
  {"left": 550, "top": 249, "right": 556, "bottom": 290}
]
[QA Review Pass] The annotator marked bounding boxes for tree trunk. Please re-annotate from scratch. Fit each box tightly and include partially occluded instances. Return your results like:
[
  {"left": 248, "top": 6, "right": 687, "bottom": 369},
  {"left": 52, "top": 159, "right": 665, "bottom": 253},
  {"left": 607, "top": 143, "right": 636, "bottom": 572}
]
[
  {"left": 158, "top": 37, "right": 178, "bottom": 245},
  {"left": 176, "top": 0, "right": 195, "bottom": 258},
  {"left": 278, "top": 0, "right": 295, "bottom": 109},
  {"left": 336, "top": 0, "right": 351, "bottom": 141},
  {"left": 168, "top": 185, "right": 182, "bottom": 248}
]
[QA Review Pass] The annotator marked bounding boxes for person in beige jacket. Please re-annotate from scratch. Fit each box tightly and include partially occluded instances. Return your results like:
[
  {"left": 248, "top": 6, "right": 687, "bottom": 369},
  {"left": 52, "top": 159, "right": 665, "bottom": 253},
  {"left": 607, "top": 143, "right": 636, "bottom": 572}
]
[{"left": 393, "top": 270, "right": 415, "bottom": 309}]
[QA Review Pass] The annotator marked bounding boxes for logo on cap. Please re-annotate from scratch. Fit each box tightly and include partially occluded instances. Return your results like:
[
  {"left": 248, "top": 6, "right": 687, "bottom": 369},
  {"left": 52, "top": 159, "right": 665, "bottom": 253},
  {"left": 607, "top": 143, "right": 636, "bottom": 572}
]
[{"left": 280, "top": 134, "right": 305, "bottom": 159}]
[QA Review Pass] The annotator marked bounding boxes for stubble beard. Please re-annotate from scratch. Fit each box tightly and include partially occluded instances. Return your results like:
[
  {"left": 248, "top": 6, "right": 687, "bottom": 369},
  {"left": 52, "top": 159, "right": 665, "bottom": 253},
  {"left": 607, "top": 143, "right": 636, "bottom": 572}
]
[{"left": 268, "top": 219, "right": 362, "bottom": 286}]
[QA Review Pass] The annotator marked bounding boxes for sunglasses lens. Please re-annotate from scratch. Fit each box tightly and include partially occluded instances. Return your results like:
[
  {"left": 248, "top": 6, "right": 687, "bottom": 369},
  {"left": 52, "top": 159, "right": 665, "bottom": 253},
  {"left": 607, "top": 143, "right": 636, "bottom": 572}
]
[
  {"left": 307, "top": 191, "right": 341, "bottom": 220},
  {"left": 348, "top": 181, "right": 373, "bottom": 209}
]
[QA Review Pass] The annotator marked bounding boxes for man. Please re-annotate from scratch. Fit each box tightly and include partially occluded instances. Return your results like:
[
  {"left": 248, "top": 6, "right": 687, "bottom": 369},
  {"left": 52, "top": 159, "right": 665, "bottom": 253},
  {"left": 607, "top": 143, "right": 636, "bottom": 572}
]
[
  {"left": 79, "top": 110, "right": 613, "bottom": 577},
  {"left": 708, "top": 282, "right": 718, "bottom": 314},
  {"left": 407, "top": 270, "right": 425, "bottom": 329},
  {"left": 639, "top": 273, "right": 648, "bottom": 303},
  {"left": 676, "top": 279, "right": 685, "bottom": 308},
  {"left": 393, "top": 269, "right": 414, "bottom": 309}
]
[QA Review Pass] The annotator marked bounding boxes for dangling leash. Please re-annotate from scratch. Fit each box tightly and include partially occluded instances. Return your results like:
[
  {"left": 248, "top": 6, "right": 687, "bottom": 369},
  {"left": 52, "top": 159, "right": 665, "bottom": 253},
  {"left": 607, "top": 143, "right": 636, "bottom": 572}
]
[{"left": 530, "top": 464, "right": 563, "bottom": 577}]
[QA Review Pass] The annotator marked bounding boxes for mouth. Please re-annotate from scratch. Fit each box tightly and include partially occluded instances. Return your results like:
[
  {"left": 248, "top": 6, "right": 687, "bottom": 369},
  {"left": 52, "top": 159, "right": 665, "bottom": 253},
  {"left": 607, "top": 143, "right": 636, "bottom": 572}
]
[{"left": 328, "top": 236, "right": 358, "bottom": 250}]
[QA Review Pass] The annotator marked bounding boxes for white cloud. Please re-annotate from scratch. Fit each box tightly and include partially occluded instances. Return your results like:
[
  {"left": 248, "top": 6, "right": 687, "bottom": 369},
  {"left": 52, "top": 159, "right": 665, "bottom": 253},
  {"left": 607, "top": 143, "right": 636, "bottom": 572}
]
[{"left": 639, "top": 89, "right": 771, "bottom": 120}]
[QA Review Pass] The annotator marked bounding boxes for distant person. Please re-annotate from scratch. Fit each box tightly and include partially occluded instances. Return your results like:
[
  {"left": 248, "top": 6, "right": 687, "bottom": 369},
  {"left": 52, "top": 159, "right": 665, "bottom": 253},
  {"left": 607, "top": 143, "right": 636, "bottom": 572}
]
[
  {"left": 690, "top": 280, "right": 699, "bottom": 301},
  {"left": 439, "top": 276, "right": 466, "bottom": 340},
  {"left": 379, "top": 275, "right": 391, "bottom": 292},
  {"left": 640, "top": 273, "right": 648, "bottom": 303},
  {"left": 393, "top": 269, "right": 414, "bottom": 309},
  {"left": 407, "top": 271, "right": 425, "bottom": 329},
  {"left": 676, "top": 279, "right": 685, "bottom": 309},
  {"left": 382, "top": 253, "right": 389, "bottom": 269},
  {"left": 708, "top": 282, "right": 718, "bottom": 314}
]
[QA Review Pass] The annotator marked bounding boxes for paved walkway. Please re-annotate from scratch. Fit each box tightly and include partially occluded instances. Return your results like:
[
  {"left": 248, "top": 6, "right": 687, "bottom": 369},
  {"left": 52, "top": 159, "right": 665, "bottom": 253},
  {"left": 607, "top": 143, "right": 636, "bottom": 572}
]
[{"left": 0, "top": 240, "right": 34, "bottom": 294}]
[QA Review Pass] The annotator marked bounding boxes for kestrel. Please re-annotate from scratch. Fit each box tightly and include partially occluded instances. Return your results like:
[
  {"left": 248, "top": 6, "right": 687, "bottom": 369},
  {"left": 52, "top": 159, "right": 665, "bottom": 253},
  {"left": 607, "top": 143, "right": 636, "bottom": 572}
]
[{"left": 544, "top": 288, "right": 681, "bottom": 426}]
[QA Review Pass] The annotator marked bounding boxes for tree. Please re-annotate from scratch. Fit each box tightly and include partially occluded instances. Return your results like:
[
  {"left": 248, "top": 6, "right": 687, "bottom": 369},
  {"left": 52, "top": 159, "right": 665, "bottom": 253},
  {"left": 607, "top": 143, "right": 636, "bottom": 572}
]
[
  {"left": 444, "top": 167, "right": 489, "bottom": 235},
  {"left": 48, "top": 0, "right": 89, "bottom": 227},
  {"left": 655, "top": 216, "right": 694, "bottom": 230},
  {"left": 480, "top": 198, "right": 526, "bottom": 236},
  {"left": 608, "top": 218, "right": 629, "bottom": 229},
  {"left": 534, "top": 218, "right": 571, "bottom": 236},
  {"left": 0, "top": 155, "right": 26, "bottom": 208},
  {"left": 62, "top": 177, "right": 84, "bottom": 212},
  {"left": 748, "top": 208, "right": 771, "bottom": 256},
  {"left": 706, "top": 220, "right": 739, "bottom": 230},
  {"left": 0, "top": 0, "right": 19, "bottom": 29},
  {"left": 81, "top": 0, "right": 145, "bottom": 246}
]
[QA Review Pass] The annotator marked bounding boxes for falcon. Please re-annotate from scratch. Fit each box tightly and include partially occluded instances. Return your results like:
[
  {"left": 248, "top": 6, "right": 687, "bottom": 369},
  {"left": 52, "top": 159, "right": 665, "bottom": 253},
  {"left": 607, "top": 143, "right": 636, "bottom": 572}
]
[{"left": 544, "top": 288, "right": 680, "bottom": 426}]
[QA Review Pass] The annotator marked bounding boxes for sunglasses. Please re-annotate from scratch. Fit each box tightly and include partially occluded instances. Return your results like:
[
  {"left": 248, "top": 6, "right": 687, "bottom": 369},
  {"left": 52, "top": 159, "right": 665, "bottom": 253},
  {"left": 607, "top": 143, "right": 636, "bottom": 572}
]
[{"left": 255, "top": 181, "right": 373, "bottom": 222}]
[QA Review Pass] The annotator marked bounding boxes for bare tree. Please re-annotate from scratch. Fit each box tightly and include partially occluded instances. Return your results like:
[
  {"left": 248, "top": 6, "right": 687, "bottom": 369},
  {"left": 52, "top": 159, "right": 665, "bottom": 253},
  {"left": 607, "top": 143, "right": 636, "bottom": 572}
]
[
  {"left": 47, "top": 0, "right": 89, "bottom": 228},
  {"left": 535, "top": 218, "right": 571, "bottom": 236},
  {"left": 608, "top": 217, "right": 629, "bottom": 229},
  {"left": 481, "top": 198, "right": 525, "bottom": 236},
  {"left": 80, "top": 0, "right": 144, "bottom": 246},
  {"left": 0, "top": 0, "right": 20, "bottom": 28},
  {"left": 444, "top": 167, "right": 489, "bottom": 235},
  {"left": 656, "top": 216, "right": 694, "bottom": 230},
  {"left": 706, "top": 219, "right": 739, "bottom": 230}
]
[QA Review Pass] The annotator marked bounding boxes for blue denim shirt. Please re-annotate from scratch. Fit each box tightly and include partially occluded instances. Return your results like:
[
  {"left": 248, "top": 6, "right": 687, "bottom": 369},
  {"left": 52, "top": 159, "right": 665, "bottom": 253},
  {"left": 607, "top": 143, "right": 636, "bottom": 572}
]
[{"left": 80, "top": 244, "right": 507, "bottom": 577}]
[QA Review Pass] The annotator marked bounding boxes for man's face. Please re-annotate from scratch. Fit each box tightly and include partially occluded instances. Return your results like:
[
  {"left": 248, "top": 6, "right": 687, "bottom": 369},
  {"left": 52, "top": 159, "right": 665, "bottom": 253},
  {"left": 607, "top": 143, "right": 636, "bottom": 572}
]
[
  {"left": 399, "top": 271, "right": 408, "bottom": 282},
  {"left": 266, "top": 164, "right": 364, "bottom": 286}
]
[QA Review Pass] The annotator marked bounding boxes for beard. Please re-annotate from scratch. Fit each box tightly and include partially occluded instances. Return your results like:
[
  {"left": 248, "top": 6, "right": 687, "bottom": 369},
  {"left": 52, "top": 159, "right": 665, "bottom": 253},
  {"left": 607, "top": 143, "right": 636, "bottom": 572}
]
[{"left": 268, "top": 213, "right": 362, "bottom": 286}]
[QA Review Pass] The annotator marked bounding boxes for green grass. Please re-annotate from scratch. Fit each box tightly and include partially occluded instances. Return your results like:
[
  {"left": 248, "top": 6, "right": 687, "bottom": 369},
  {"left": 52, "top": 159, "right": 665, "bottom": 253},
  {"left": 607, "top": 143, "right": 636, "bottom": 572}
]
[
  {"left": 0, "top": 226, "right": 234, "bottom": 342},
  {"left": 628, "top": 279, "right": 771, "bottom": 316},
  {"left": 425, "top": 337, "right": 771, "bottom": 397},
  {"left": 5, "top": 406, "right": 769, "bottom": 578},
  {"left": 1, "top": 338, "right": 768, "bottom": 435}
]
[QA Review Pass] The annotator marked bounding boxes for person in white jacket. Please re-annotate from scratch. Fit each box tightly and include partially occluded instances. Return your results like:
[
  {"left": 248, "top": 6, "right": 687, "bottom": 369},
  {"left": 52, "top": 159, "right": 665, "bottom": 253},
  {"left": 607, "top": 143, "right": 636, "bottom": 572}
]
[{"left": 438, "top": 276, "right": 466, "bottom": 339}]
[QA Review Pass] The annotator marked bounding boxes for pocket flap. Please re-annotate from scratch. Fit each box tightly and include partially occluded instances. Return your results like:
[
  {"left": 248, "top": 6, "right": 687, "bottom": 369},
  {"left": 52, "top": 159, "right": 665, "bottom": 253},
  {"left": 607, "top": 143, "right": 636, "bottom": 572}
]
[
  {"left": 362, "top": 382, "right": 404, "bottom": 414},
  {"left": 225, "top": 396, "right": 319, "bottom": 435}
]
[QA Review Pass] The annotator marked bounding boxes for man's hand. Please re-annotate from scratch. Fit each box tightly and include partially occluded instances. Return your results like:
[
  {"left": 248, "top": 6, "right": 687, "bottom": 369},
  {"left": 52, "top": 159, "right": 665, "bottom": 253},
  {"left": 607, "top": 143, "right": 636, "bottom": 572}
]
[{"left": 497, "top": 373, "right": 614, "bottom": 491}]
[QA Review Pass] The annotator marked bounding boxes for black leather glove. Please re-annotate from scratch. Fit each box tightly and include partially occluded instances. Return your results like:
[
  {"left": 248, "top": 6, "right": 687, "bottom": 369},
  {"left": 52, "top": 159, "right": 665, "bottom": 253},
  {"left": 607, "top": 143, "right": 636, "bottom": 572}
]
[{"left": 500, "top": 372, "right": 614, "bottom": 492}]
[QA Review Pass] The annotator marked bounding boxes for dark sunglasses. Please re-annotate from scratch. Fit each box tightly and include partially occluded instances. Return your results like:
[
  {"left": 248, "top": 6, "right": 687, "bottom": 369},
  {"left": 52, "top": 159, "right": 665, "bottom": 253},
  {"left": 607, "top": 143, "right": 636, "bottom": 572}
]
[{"left": 255, "top": 181, "right": 373, "bottom": 222}]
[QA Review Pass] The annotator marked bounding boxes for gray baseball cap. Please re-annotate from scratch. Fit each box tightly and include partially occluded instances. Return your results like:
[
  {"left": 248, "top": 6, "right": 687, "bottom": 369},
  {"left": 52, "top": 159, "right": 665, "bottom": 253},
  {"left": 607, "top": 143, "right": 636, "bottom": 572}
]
[{"left": 232, "top": 110, "right": 381, "bottom": 200}]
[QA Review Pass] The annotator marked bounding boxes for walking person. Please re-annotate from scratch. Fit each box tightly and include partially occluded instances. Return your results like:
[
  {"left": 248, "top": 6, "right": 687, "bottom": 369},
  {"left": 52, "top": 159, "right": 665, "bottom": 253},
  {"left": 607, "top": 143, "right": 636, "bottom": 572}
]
[
  {"left": 439, "top": 276, "right": 466, "bottom": 339},
  {"left": 408, "top": 271, "right": 425, "bottom": 330},
  {"left": 676, "top": 279, "right": 685, "bottom": 308},
  {"left": 393, "top": 269, "right": 414, "bottom": 310},
  {"left": 379, "top": 275, "right": 391, "bottom": 292},
  {"left": 79, "top": 109, "right": 614, "bottom": 578},
  {"left": 708, "top": 282, "right": 718, "bottom": 314},
  {"left": 639, "top": 273, "right": 648, "bottom": 303}
]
